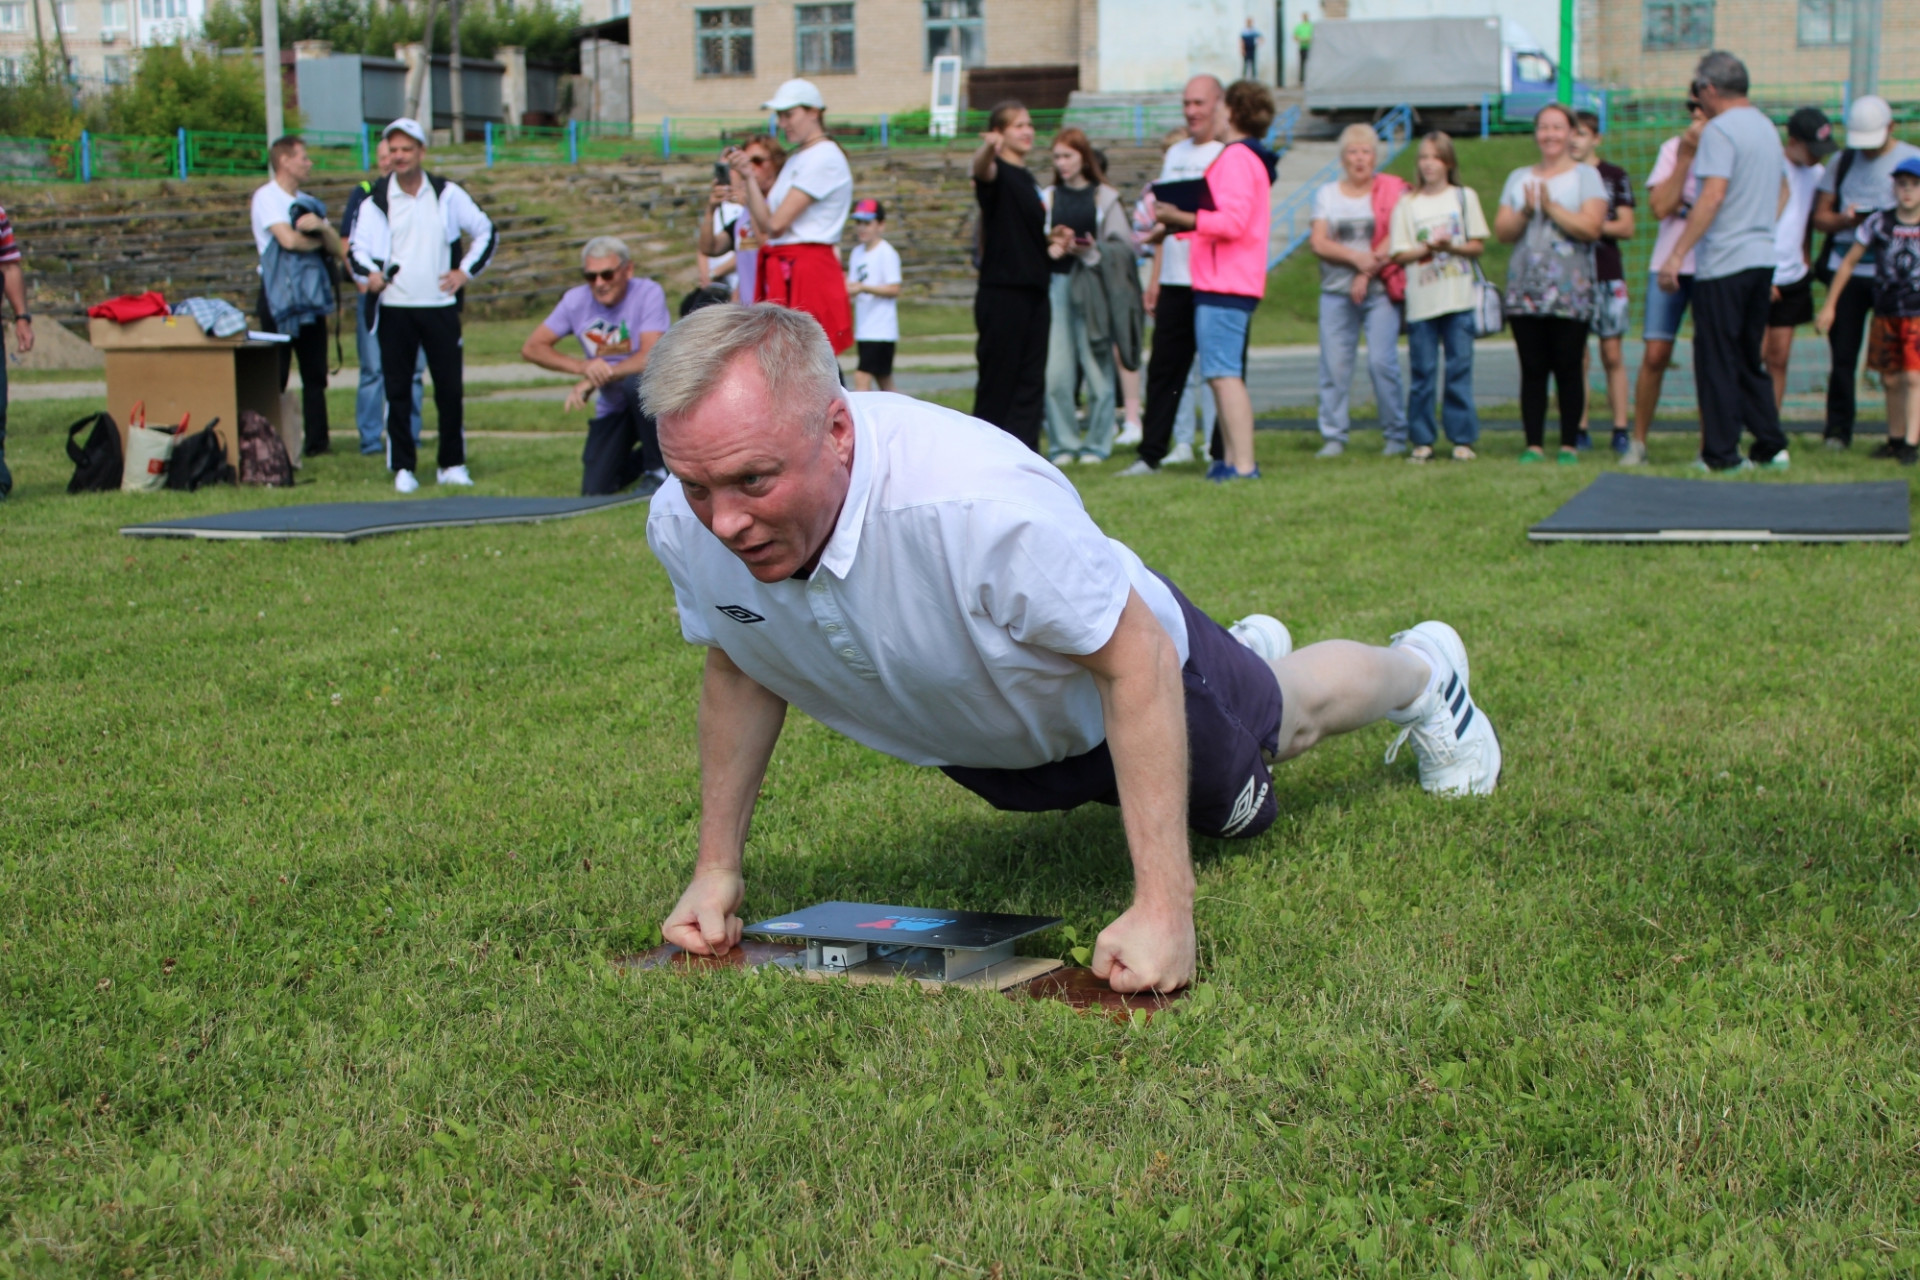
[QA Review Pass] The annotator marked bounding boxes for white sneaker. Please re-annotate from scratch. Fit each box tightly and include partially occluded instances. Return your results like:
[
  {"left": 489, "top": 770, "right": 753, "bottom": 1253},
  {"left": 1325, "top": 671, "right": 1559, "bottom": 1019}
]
[
  {"left": 1050, "top": 453, "right": 1077, "bottom": 467},
  {"left": 1166, "top": 441, "right": 1195, "bottom": 464},
  {"left": 1117, "top": 459, "right": 1161, "bottom": 477},
  {"left": 1077, "top": 451, "right": 1106, "bottom": 466},
  {"left": 1316, "top": 441, "right": 1345, "bottom": 458},
  {"left": 394, "top": 468, "right": 419, "bottom": 494},
  {"left": 1116, "top": 421, "right": 1144, "bottom": 446},
  {"left": 437, "top": 464, "right": 474, "bottom": 486},
  {"left": 1383, "top": 621, "right": 1501, "bottom": 797},
  {"left": 1227, "top": 614, "right": 1293, "bottom": 662}
]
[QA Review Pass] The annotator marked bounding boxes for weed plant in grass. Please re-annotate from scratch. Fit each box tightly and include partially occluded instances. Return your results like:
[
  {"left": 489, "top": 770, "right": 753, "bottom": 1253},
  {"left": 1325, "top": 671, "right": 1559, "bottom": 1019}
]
[{"left": 3, "top": 395, "right": 1919, "bottom": 1277}]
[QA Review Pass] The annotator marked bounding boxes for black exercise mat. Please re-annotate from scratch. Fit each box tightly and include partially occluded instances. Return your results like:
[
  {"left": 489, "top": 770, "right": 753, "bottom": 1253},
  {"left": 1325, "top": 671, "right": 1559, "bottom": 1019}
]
[
  {"left": 121, "top": 492, "right": 650, "bottom": 542},
  {"left": 1529, "top": 473, "right": 1909, "bottom": 543}
]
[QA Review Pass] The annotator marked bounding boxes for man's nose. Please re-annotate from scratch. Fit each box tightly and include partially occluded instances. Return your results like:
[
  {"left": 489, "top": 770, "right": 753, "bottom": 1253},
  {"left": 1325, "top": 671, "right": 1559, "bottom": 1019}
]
[{"left": 710, "top": 496, "right": 754, "bottom": 542}]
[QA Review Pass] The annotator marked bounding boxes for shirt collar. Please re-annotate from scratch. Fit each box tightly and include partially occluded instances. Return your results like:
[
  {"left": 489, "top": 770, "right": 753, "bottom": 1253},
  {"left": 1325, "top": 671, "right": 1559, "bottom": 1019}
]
[{"left": 810, "top": 398, "right": 872, "bottom": 581}]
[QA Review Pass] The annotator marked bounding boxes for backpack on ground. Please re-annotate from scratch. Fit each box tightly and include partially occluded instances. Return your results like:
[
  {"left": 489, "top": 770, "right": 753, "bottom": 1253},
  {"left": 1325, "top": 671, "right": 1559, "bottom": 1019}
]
[
  {"left": 65, "top": 411, "right": 122, "bottom": 494},
  {"left": 237, "top": 409, "right": 294, "bottom": 486},
  {"left": 166, "top": 419, "right": 236, "bottom": 491}
]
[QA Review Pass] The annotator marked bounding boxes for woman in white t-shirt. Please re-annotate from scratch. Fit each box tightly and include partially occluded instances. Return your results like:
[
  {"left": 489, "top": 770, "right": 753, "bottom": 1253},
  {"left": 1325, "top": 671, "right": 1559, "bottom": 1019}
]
[
  {"left": 1308, "top": 123, "right": 1409, "bottom": 457},
  {"left": 1493, "top": 103, "right": 1607, "bottom": 464},
  {"left": 1389, "top": 131, "right": 1490, "bottom": 462},
  {"left": 728, "top": 78, "right": 855, "bottom": 352}
]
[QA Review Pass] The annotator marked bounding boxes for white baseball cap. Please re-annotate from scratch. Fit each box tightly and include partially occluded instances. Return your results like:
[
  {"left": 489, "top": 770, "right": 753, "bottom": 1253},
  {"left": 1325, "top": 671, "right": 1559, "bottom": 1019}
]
[
  {"left": 1845, "top": 95, "right": 1891, "bottom": 151},
  {"left": 383, "top": 117, "right": 428, "bottom": 146},
  {"left": 763, "top": 79, "right": 825, "bottom": 112}
]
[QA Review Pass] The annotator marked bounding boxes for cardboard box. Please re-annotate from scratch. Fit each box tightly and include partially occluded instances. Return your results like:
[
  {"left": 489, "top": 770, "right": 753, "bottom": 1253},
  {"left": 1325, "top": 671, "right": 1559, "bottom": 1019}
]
[{"left": 89, "top": 316, "right": 283, "bottom": 468}]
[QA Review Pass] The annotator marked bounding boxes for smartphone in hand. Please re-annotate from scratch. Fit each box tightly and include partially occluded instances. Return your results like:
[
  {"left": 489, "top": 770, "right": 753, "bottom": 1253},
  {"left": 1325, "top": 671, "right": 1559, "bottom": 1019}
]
[{"left": 714, "top": 161, "right": 732, "bottom": 184}]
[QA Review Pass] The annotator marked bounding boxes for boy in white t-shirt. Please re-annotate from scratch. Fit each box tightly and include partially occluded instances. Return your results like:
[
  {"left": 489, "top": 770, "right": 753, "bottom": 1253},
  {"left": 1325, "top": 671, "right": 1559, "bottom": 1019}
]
[{"left": 845, "top": 198, "right": 902, "bottom": 391}]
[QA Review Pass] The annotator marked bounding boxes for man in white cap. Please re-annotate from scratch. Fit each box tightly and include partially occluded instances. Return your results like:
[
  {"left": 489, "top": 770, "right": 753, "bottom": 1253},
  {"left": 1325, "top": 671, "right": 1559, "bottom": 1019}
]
[
  {"left": 348, "top": 117, "right": 498, "bottom": 493},
  {"left": 1811, "top": 95, "right": 1920, "bottom": 452},
  {"left": 726, "top": 78, "right": 854, "bottom": 354}
]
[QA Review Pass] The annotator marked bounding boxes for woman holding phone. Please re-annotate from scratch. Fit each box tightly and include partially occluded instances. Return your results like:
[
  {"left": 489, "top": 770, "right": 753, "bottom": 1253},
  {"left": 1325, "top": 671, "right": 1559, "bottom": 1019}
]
[
  {"left": 728, "top": 78, "right": 854, "bottom": 351},
  {"left": 1040, "top": 128, "right": 1131, "bottom": 464},
  {"left": 701, "top": 133, "right": 783, "bottom": 302}
]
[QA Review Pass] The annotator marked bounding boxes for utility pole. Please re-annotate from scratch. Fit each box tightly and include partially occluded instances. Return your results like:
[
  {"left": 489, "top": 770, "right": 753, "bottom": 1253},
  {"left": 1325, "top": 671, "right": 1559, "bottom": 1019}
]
[
  {"left": 410, "top": 0, "right": 439, "bottom": 123},
  {"left": 1849, "top": 0, "right": 1881, "bottom": 101},
  {"left": 1556, "top": 0, "right": 1574, "bottom": 105},
  {"left": 448, "top": 0, "right": 464, "bottom": 143},
  {"left": 262, "top": 0, "right": 284, "bottom": 143}
]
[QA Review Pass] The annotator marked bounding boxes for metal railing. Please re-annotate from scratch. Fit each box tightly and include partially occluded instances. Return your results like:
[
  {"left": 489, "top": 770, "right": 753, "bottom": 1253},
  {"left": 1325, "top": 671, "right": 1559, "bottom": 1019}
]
[{"left": 1268, "top": 102, "right": 1413, "bottom": 269}]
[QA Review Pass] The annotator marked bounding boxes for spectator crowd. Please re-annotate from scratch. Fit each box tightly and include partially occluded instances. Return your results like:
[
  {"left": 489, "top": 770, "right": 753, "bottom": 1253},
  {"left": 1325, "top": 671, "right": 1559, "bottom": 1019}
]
[{"left": 1, "top": 53, "right": 1913, "bottom": 501}]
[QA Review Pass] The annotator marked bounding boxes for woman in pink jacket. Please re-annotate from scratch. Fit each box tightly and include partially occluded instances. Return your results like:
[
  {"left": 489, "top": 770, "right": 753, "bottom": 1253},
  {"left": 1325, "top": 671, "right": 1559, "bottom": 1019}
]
[{"left": 1155, "top": 80, "right": 1279, "bottom": 481}]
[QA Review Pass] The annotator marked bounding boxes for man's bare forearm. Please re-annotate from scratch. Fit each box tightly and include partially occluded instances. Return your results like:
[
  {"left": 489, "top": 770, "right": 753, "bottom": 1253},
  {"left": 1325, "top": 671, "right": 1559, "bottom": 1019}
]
[
  {"left": 695, "top": 646, "right": 788, "bottom": 873},
  {"left": 1078, "top": 593, "right": 1192, "bottom": 911}
]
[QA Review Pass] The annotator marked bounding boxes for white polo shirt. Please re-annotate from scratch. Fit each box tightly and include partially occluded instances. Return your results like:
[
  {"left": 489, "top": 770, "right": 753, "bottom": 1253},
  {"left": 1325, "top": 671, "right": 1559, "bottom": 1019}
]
[{"left": 647, "top": 393, "right": 1189, "bottom": 770}]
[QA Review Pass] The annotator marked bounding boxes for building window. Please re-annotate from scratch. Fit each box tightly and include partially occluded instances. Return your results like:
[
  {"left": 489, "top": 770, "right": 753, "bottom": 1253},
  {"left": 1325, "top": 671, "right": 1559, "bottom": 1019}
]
[
  {"left": 608, "top": 0, "right": 629, "bottom": 15},
  {"left": 0, "top": 3, "right": 22, "bottom": 30},
  {"left": 925, "top": 0, "right": 983, "bottom": 68},
  {"left": 139, "top": 0, "right": 188, "bottom": 20},
  {"left": 55, "top": 0, "right": 76, "bottom": 31},
  {"left": 1643, "top": 0, "right": 1712, "bottom": 50},
  {"left": 104, "top": 53, "right": 128, "bottom": 81},
  {"left": 0, "top": 56, "right": 20, "bottom": 84},
  {"left": 1797, "top": 0, "right": 1850, "bottom": 44},
  {"left": 796, "top": 3, "right": 853, "bottom": 74},
  {"left": 696, "top": 7, "right": 753, "bottom": 77},
  {"left": 102, "top": 0, "right": 127, "bottom": 31}
]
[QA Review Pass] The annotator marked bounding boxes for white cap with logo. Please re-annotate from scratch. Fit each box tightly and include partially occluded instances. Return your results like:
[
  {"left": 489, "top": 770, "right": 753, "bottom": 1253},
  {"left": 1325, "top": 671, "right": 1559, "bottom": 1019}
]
[
  {"left": 762, "top": 79, "right": 825, "bottom": 112},
  {"left": 1844, "top": 95, "right": 1891, "bottom": 152},
  {"left": 383, "top": 117, "right": 429, "bottom": 146}
]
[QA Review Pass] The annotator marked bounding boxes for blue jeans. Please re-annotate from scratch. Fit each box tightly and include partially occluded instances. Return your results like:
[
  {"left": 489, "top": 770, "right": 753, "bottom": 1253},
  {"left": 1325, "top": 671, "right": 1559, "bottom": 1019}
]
[
  {"left": 356, "top": 297, "right": 424, "bottom": 455},
  {"left": 1043, "top": 272, "right": 1117, "bottom": 458},
  {"left": 1317, "top": 288, "right": 1406, "bottom": 445},
  {"left": 1405, "top": 309, "right": 1479, "bottom": 447}
]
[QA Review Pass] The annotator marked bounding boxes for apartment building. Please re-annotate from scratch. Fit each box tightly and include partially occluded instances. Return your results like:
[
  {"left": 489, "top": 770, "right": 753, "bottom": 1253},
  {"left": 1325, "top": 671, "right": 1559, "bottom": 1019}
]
[
  {"left": 0, "top": 0, "right": 206, "bottom": 94},
  {"left": 1581, "top": 0, "right": 1915, "bottom": 94}
]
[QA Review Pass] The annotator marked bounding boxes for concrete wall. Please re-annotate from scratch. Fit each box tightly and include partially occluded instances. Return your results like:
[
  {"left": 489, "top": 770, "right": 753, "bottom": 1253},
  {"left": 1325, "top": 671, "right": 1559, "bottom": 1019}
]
[{"left": 1094, "top": 0, "right": 1276, "bottom": 92}]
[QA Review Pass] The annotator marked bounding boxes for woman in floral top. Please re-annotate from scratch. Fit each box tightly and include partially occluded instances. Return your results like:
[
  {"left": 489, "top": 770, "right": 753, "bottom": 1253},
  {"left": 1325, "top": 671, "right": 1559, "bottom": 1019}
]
[{"left": 1494, "top": 103, "right": 1607, "bottom": 463}]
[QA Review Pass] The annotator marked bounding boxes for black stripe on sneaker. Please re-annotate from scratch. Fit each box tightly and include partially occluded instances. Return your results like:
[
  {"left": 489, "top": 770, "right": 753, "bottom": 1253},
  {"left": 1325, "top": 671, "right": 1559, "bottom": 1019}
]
[
  {"left": 1457, "top": 704, "right": 1475, "bottom": 736},
  {"left": 1450, "top": 685, "right": 1467, "bottom": 716},
  {"left": 1444, "top": 672, "right": 1459, "bottom": 701}
]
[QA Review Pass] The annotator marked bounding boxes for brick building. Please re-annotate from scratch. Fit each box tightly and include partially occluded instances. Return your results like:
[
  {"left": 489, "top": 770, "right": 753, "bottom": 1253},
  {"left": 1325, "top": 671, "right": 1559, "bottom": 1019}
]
[
  {"left": 1579, "top": 0, "right": 1915, "bottom": 95},
  {"left": 0, "top": 0, "right": 205, "bottom": 94}
]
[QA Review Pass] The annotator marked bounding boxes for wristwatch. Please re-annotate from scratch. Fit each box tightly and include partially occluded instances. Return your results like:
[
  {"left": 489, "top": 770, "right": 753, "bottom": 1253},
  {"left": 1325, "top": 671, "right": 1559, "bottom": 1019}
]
[{"left": 15, "top": 313, "right": 29, "bottom": 322}]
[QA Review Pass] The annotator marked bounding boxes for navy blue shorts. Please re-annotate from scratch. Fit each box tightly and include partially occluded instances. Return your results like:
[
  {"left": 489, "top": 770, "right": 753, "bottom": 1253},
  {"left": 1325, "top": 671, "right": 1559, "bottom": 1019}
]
[{"left": 941, "top": 575, "right": 1283, "bottom": 840}]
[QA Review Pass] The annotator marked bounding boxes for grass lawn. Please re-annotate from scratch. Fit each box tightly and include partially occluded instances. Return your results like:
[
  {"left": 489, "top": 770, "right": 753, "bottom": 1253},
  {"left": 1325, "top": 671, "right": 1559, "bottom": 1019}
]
[{"left": 5, "top": 391, "right": 1920, "bottom": 1277}]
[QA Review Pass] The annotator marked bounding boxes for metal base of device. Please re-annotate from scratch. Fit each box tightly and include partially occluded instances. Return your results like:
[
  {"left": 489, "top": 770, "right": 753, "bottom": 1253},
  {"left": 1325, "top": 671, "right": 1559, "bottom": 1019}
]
[{"left": 805, "top": 938, "right": 1016, "bottom": 983}]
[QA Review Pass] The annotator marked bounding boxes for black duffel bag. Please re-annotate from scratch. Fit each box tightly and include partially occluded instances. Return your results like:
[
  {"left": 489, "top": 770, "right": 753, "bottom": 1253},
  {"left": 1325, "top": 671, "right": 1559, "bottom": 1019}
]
[
  {"left": 65, "top": 411, "right": 122, "bottom": 493},
  {"left": 166, "top": 419, "right": 236, "bottom": 491}
]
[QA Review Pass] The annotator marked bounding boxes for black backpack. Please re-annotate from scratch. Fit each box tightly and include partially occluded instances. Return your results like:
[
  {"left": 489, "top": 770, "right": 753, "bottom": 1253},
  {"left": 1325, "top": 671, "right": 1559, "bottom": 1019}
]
[
  {"left": 1813, "top": 149, "right": 1858, "bottom": 287},
  {"left": 166, "top": 419, "right": 236, "bottom": 492},
  {"left": 65, "top": 411, "right": 122, "bottom": 493}
]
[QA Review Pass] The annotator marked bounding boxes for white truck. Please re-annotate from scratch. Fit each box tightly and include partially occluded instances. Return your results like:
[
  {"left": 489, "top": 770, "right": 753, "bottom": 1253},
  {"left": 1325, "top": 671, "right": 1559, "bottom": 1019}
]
[{"left": 1304, "top": 15, "right": 1580, "bottom": 128}]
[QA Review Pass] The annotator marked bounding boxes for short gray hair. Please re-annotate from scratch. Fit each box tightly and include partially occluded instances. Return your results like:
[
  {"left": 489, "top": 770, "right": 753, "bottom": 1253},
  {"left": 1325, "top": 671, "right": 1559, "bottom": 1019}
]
[
  {"left": 641, "top": 304, "right": 843, "bottom": 428},
  {"left": 1694, "top": 50, "right": 1749, "bottom": 97},
  {"left": 581, "top": 235, "right": 631, "bottom": 266}
]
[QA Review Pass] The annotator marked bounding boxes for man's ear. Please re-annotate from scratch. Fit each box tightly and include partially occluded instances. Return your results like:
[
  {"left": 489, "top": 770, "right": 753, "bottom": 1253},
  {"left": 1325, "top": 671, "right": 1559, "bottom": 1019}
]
[{"left": 825, "top": 397, "right": 857, "bottom": 468}]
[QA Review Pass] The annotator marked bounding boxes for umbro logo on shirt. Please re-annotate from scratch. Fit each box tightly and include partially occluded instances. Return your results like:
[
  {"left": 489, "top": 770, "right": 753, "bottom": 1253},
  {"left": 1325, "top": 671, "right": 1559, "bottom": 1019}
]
[{"left": 716, "top": 604, "right": 767, "bottom": 624}]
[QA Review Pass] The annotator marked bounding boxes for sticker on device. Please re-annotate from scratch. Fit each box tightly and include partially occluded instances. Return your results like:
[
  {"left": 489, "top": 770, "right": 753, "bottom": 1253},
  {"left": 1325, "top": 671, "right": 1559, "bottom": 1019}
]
[{"left": 856, "top": 916, "right": 956, "bottom": 932}]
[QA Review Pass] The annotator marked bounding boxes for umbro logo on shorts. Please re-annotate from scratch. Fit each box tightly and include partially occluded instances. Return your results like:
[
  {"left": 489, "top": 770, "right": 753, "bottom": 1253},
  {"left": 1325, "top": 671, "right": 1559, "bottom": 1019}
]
[
  {"left": 1221, "top": 773, "right": 1269, "bottom": 838},
  {"left": 716, "top": 604, "right": 767, "bottom": 624}
]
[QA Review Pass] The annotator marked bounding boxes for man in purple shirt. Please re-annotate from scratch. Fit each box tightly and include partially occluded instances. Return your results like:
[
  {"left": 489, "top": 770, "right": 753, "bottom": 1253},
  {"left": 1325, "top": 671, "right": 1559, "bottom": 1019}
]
[{"left": 522, "top": 236, "right": 673, "bottom": 494}]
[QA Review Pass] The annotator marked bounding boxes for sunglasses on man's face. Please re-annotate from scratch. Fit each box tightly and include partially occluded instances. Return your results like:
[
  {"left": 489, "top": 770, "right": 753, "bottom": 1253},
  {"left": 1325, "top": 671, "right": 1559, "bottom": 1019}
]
[{"left": 583, "top": 268, "right": 623, "bottom": 283}]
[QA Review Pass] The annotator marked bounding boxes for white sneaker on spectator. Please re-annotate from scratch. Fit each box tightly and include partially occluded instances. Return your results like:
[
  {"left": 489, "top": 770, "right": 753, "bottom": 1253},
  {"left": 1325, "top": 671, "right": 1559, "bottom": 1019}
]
[
  {"left": 1167, "top": 442, "right": 1195, "bottom": 464},
  {"left": 1228, "top": 614, "right": 1293, "bottom": 662},
  {"left": 1117, "top": 459, "right": 1161, "bottom": 477},
  {"left": 394, "top": 469, "right": 419, "bottom": 494},
  {"left": 437, "top": 465, "right": 474, "bottom": 486},
  {"left": 1050, "top": 453, "right": 1076, "bottom": 467},
  {"left": 1116, "top": 421, "right": 1143, "bottom": 446},
  {"left": 1620, "top": 439, "right": 1648, "bottom": 466},
  {"left": 1382, "top": 440, "right": 1410, "bottom": 457},
  {"left": 1316, "top": 441, "right": 1345, "bottom": 458},
  {"left": 1383, "top": 621, "right": 1500, "bottom": 797}
]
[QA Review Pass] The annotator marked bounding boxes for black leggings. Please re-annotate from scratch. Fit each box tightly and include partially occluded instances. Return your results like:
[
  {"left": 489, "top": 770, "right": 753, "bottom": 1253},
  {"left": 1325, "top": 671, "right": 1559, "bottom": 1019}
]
[
  {"left": 972, "top": 285, "right": 1049, "bottom": 452},
  {"left": 1510, "top": 314, "right": 1589, "bottom": 449},
  {"left": 256, "top": 285, "right": 331, "bottom": 453}
]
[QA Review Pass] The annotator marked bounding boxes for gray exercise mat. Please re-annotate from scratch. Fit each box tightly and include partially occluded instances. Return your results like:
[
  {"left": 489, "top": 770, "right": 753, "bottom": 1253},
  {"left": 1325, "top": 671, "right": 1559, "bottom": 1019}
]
[
  {"left": 121, "top": 492, "right": 651, "bottom": 542},
  {"left": 1529, "top": 473, "right": 1910, "bottom": 543}
]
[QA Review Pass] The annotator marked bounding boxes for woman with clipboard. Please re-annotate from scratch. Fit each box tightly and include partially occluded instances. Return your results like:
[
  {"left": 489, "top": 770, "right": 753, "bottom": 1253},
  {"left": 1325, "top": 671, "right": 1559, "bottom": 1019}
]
[{"left": 1153, "top": 80, "right": 1280, "bottom": 482}]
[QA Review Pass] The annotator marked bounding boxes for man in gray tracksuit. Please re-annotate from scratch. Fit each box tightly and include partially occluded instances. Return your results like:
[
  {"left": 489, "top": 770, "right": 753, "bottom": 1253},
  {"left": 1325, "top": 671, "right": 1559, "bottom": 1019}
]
[{"left": 348, "top": 117, "right": 498, "bottom": 493}]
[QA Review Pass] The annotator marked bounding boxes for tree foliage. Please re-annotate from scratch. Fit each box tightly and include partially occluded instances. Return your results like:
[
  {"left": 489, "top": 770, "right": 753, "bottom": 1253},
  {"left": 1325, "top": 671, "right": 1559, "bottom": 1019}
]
[
  {"left": 103, "top": 44, "right": 268, "bottom": 135},
  {"left": 202, "top": 0, "right": 580, "bottom": 64}
]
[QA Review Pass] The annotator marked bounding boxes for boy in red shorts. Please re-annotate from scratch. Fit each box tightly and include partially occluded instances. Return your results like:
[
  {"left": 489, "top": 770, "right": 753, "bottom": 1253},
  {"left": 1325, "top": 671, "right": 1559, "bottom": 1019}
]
[{"left": 1820, "top": 157, "right": 1920, "bottom": 463}]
